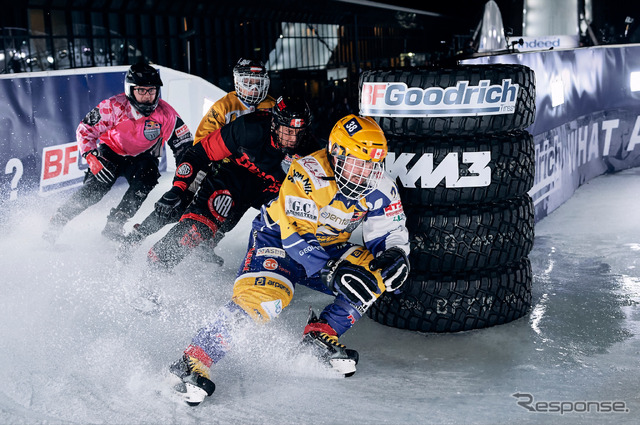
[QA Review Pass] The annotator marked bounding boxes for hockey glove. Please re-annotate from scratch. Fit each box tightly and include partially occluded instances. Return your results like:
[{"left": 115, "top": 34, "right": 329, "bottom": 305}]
[
  {"left": 154, "top": 187, "right": 185, "bottom": 220},
  {"left": 369, "top": 247, "right": 410, "bottom": 292},
  {"left": 321, "top": 259, "right": 380, "bottom": 306},
  {"left": 84, "top": 150, "right": 116, "bottom": 185}
]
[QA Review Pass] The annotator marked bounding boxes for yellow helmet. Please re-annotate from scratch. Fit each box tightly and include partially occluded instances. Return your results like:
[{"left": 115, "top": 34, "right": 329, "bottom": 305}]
[
  {"left": 328, "top": 115, "right": 387, "bottom": 162},
  {"left": 328, "top": 115, "right": 387, "bottom": 199}
]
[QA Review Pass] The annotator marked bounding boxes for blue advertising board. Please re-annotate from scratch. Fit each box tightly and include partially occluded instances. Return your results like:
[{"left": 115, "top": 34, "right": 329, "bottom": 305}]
[
  {"left": 1, "top": 71, "right": 124, "bottom": 203},
  {"left": 464, "top": 44, "right": 640, "bottom": 221}
]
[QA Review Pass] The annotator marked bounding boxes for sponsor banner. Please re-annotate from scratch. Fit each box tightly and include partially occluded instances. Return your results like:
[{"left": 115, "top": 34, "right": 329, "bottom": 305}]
[
  {"left": 463, "top": 44, "right": 640, "bottom": 220},
  {"left": 386, "top": 151, "right": 491, "bottom": 189},
  {"left": 0, "top": 69, "right": 169, "bottom": 205},
  {"left": 529, "top": 108, "right": 640, "bottom": 222},
  {"left": 462, "top": 44, "right": 640, "bottom": 137},
  {"left": 1, "top": 71, "right": 124, "bottom": 203},
  {"left": 515, "top": 35, "right": 579, "bottom": 52},
  {"left": 40, "top": 141, "right": 87, "bottom": 193},
  {"left": 360, "top": 80, "right": 519, "bottom": 117}
]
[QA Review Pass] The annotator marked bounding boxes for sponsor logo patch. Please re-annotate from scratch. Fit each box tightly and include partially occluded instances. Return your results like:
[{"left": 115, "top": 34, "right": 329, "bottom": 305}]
[
  {"left": 384, "top": 200, "right": 404, "bottom": 217},
  {"left": 208, "top": 189, "right": 234, "bottom": 222},
  {"left": 260, "top": 299, "right": 283, "bottom": 319},
  {"left": 284, "top": 195, "right": 318, "bottom": 222},
  {"left": 82, "top": 107, "right": 101, "bottom": 126},
  {"left": 297, "top": 157, "right": 329, "bottom": 190},
  {"left": 176, "top": 162, "right": 193, "bottom": 178},
  {"left": 143, "top": 120, "right": 162, "bottom": 140},
  {"left": 287, "top": 170, "right": 313, "bottom": 194},
  {"left": 263, "top": 258, "right": 278, "bottom": 270},
  {"left": 319, "top": 206, "right": 353, "bottom": 228},
  {"left": 256, "top": 247, "right": 286, "bottom": 258},
  {"left": 298, "top": 244, "right": 322, "bottom": 257},
  {"left": 175, "top": 124, "right": 189, "bottom": 138}
]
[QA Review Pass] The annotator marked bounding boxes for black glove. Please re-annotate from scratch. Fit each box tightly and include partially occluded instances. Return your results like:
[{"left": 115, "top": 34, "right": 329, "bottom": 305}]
[
  {"left": 84, "top": 149, "right": 116, "bottom": 185},
  {"left": 369, "top": 247, "right": 410, "bottom": 292},
  {"left": 321, "top": 259, "right": 380, "bottom": 306},
  {"left": 154, "top": 187, "right": 185, "bottom": 219}
]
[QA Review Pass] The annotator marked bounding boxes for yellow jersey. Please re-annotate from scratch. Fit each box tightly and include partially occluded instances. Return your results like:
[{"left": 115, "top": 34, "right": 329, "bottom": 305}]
[
  {"left": 260, "top": 149, "right": 409, "bottom": 277},
  {"left": 194, "top": 92, "right": 276, "bottom": 144}
]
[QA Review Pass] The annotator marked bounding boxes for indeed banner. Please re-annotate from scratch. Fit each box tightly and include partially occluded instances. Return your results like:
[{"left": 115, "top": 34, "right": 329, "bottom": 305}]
[
  {"left": 514, "top": 35, "right": 579, "bottom": 52},
  {"left": 464, "top": 44, "right": 640, "bottom": 221}
]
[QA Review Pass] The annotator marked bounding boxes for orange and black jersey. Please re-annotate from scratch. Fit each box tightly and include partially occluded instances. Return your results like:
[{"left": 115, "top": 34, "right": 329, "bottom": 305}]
[{"left": 172, "top": 111, "right": 318, "bottom": 194}]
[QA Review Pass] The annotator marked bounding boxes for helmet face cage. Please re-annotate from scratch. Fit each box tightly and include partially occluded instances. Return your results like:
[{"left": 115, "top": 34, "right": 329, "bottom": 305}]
[
  {"left": 271, "top": 96, "right": 311, "bottom": 153},
  {"left": 328, "top": 114, "right": 387, "bottom": 199},
  {"left": 331, "top": 147, "right": 385, "bottom": 200},
  {"left": 233, "top": 59, "right": 270, "bottom": 105},
  {"left": 124, "top": 63, "right": 163, "bottom": 116}
]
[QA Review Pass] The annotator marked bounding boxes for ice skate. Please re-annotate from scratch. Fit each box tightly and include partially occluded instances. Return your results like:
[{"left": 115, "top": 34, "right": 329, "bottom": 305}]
[
  {"left": 102, "top": 208, "right": 127, "bottom": 241},
  {"left": 200, "top": 246, "right": 224, "bottom": 266},
  {"left": 302, "top": 310, "right": 359, "bottom": 377},
  {"left": 130, "top": 286, "right": 162, "bottom": 315},
  {"left": 168, "top": 354, "right": 215, "bottom": 406}
]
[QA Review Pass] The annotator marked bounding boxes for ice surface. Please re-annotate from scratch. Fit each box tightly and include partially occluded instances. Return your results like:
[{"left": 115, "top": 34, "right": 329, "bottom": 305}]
[{"left": 1, "top": 170, "right": 639, "bottom": 424}]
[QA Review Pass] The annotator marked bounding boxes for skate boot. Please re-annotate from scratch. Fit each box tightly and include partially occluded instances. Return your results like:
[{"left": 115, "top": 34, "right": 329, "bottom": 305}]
[
  {"left": 168, "top": 351, "right": 216, "bottom": 406},
  {"left": 302, "top": 310, "right": 359, "bottom": 377},
  {"left": 102, "top": 208, "right": 127, "bottom": 241},
  {"left": 200, "top": 244, "right": 224, "bottom": 266}
]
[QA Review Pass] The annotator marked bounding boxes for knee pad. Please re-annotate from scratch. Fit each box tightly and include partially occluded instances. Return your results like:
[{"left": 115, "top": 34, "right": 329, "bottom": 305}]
[{"left": 232, "top": 272, "right": 295, "bottom": 323}]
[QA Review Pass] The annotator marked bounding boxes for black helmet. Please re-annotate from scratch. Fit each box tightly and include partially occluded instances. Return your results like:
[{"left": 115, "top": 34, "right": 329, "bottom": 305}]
[
  {"left": 233, "top": 58, "right": 270, "bottom": 105},
  {"left": 271, "top": 96, "right": 311, "bottom": 154},
  {"left": 124, "top": 63, "right": 163, "bottom": 116}
]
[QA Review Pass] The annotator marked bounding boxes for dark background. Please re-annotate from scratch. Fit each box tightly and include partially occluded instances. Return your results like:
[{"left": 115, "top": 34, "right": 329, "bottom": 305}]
[{"left": 2, "top": 1, "right": 640, "bottom": 138}]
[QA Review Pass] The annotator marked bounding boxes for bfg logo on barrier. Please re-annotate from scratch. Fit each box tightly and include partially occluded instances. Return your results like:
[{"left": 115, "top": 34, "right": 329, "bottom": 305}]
[
  {"left": 386, "top": 151, "right": 491, "bottom": 188},
  {"left": 40, "top": 142, "right": 86, "bottom": 194},
  {"left": 360, "top": 80, "right": 519, "bottom": 117}
]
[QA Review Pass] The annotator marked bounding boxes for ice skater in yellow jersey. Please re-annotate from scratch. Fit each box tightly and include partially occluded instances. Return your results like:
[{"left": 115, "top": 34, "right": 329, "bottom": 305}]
[
  {"left": 193, "top": 57, "right": 275, "bottom": 144},
  {"left": 117, "top": 58, "right": 275, "bottom": 261},
  {"left": 168, "top": 115, "right": 410, "bottom": 406}
]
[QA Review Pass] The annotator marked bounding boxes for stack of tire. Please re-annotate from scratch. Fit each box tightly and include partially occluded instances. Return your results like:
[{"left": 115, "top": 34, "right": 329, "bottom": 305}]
[{"left": 359, "top": 64, "right": 536, "bottom": 332}]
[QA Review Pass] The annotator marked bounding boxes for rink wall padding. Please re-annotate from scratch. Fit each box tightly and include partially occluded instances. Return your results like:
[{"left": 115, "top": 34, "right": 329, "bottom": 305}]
[
  {"left": 0, "top": 66, "right": 225, "bottom": 205},
  {"left": 463, "top": 44, "right": 640, "bottom": 222},
  {"left": 1, "top": 69, "right": 125, "bottom": 199}
]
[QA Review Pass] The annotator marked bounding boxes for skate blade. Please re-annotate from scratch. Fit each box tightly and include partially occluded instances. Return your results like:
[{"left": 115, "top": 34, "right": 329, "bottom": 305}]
[
  {"left": 130, "top": 292, "right": 162, "bottom": 315},
  {"left": 179, "top": 382, "right": 209, "bottom": 406},
  {"left": 329, "top": 358, "right": 357, "bottom": 377},
  {"left": 163, "top": 374, "right": 208, "bottom": 406}
]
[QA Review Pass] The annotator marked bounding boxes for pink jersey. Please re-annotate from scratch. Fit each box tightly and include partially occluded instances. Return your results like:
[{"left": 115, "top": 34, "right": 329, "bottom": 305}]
[{"left": 76, "top": 93, "right": 192, "bottom": 158}]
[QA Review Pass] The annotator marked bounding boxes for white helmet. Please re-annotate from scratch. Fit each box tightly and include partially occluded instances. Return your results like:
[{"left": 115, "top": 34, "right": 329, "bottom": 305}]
[{"left": 233, "top": 58, "right": 270, "bottom": 105}]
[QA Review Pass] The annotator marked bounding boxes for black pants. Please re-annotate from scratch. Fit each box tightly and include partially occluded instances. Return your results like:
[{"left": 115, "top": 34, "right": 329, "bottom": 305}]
[
  {"left": 51, "top": 144, "right": 160, "bottom": 226},
  {"left": 147, "top": 163, "right": 278, "bottom": 269}
]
